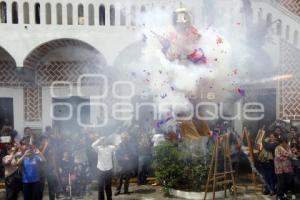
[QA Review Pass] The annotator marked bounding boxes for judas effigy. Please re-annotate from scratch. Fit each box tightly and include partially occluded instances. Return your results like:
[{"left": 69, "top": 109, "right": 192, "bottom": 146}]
[{"left": 153, "top": 6, "right": 207, "bottom": 65}]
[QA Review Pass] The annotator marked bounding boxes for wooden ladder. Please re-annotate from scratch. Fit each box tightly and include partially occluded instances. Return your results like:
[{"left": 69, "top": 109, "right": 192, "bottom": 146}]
[
  {"left": 241, "top": 127, "right": 257, "bottom": 192},
  {"left": 204, "top": 134, "right": 237, "bottom": 200}
]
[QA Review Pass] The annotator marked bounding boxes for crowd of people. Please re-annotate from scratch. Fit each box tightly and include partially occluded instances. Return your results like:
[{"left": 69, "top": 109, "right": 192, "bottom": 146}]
[
  {"left": 0, "top": 125, "right": 161, "bottom": 200},
  {"left": 256, "top": 125, "right": 300, "bottom": 200},
  {"left": 1, "top": 122, "right": 300, "bottom": 200}
]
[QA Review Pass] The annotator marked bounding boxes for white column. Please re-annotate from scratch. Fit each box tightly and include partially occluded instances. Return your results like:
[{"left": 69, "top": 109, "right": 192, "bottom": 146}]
[
  {"left": 14, "top": 88, "right": 25, "bottom": 135},
  {"left": 136, "top": 4, "right": 140, "bottom": 26},
  {"left": 6, "top": 2, "right": 12, "bottom": 24},
  {"left": 62, "top": 3, "right": 67, "bottom": 25},
  {"left": 124, "top": 6, "right": 127, "bottom": 26},
  {"left": 74, "top": 3, "right": 78, "bottom": 25},
  {"left": 42, "top": 88, "right": 52, "bottom": 130},
  {"left": 84, "top": 3, "right": 88, "bottom": 26},
  {"left": 105, "top": 3, "right": 109, "bottom": 26},
  {"left": 52, "top": 3, "right": 56, "bottom": 25},
  {"left": 94, "top": 4, "right": 98, "bottom": 25},
  {"left": 18, "top": 1, "right": 24, "bottom": 25},
  {"left": 40, "top": 2, "right": 45, "bottom": 25},
  {"left": 30, "top": 2, "right": 35, "bottom": 24},
  {"left": 115, "top": 5, "right": 120, "bottom": 26}
]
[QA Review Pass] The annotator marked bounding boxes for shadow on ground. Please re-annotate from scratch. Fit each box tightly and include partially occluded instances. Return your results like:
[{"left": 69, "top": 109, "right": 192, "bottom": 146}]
[{"left": 133, "top": 188, "right": 157, "bottom": 194}]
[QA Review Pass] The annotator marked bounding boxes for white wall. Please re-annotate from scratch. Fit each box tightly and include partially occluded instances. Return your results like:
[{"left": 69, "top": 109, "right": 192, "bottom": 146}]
[
  {"left": 0, "top": 0, "right": 186, "bottom": 66},
  {"left": 252, "top": 0, "right": 300, "bottom": 48}
]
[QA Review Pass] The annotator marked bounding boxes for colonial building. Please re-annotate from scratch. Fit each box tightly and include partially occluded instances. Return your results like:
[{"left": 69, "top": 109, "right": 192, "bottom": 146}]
[{"left": 0, "top": 0, "right": 299, "bottom": 134}]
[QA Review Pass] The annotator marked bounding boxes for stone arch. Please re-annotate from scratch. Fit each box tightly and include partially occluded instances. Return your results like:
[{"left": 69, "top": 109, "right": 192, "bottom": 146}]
[
  {"left": 0, "top": 46, "right": 24, "bottom": 133},
  {"left": 22, "top": 39, "right": 108, "bottom": 129},
  {"left": 0, "top": 46, "right": 22, "bottom": 85},
  {"left": 0, "top": 46, "right": 16, "bottom": 65},
  {"left": 114, "top": 41, "right": 144, "bottom": 69},
  {"left": 114, "top": 41, "right": 153, "bottom": 125},
  {"left": 23, "top": 38, "right": 107, "bottom": 71}
]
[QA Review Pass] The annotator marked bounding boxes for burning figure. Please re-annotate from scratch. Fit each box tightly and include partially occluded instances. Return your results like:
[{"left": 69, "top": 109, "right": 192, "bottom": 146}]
[{"left": 154, "top": 6, "right": 206, "bottom": 65}]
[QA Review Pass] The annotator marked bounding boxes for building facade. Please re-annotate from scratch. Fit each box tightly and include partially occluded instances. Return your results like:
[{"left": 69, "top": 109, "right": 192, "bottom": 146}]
[{"left": 0, "top": 0, "right": 299, "bottom": 134}]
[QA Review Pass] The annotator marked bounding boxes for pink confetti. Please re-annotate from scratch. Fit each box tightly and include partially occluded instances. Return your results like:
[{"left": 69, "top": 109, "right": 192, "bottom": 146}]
[{"left": 216, "top": 36, "right": 223, "bottom": 45}]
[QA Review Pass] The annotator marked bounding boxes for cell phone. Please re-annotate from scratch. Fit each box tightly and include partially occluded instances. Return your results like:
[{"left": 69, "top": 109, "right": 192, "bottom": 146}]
[{"left": 0, "top": 136, "right": 12, "bottom": 143}]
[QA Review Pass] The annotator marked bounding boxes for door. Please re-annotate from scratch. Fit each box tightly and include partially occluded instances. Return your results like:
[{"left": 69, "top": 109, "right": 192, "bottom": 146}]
[
  {"left": 52, "top": 96, "right": 90, "bottom": 133},
  {"left": 0, "top": 98, "right": 14, "bottom": 130}
]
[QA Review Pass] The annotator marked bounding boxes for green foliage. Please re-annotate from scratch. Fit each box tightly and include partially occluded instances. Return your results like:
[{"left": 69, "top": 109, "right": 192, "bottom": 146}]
[{"left": 153, "top": 140, "right": 209, "bottom": 192}]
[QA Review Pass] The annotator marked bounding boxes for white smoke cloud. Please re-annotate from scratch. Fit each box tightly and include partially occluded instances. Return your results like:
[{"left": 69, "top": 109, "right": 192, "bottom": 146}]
[
  {"left": 96, "top": 1, "right": 277, "bottom": 131},
  {"left": 117, "top": 7, "right": 233, "bottom": 116}
]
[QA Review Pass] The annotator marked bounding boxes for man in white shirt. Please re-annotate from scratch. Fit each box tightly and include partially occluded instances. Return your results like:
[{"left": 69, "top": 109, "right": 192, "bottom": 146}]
[
  {"left": 151, "top": 133, "right": 165, "bottom": 147},
  {"left": 92, "top": 137, "right": 115, "bottom": 200}
]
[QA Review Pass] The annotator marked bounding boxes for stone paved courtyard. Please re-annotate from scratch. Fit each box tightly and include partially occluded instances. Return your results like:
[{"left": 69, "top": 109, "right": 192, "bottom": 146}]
[
  {"left": 49, "top": 185, "right": 280, "bottom": 200},
  {"left": 0, "top": 184, "right": 284, "bottom": 200}
]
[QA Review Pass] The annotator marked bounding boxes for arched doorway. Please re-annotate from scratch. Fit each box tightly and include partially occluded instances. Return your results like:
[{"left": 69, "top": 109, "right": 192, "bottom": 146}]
[
  {"left": 23, "top": 39, "right": 106, "bottom": 132},
  {"left": 114, "top": 41, "right": 156, "bottom": 130},
  {"left": 0, "top": 47, "right": 25, "bottom": 133}
]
